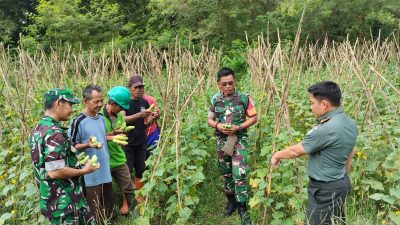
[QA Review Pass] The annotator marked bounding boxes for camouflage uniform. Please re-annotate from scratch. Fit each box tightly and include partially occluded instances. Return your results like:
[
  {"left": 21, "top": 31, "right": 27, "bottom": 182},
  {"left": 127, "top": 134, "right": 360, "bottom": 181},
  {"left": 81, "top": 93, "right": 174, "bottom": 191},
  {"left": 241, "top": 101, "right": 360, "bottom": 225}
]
[
  {"left": 29, "top": 88, "right": 95, "bottom": 225},
  {"left": 209, "top": 90, "right": 257, "bottom": 203}
]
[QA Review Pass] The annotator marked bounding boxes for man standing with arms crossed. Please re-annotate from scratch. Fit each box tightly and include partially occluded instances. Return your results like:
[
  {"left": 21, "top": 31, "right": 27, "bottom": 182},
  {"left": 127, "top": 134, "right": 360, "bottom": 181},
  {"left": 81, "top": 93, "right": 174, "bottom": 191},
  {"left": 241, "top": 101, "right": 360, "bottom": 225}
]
[
  {"left": 207, "top": 67, "right": 257, "bottom": 225},
  {"left": 271, "top": 81, "right": 358, "bottom": 225},
  {"left": 29, "top": 88, "right": 99, "bottom": 224}
]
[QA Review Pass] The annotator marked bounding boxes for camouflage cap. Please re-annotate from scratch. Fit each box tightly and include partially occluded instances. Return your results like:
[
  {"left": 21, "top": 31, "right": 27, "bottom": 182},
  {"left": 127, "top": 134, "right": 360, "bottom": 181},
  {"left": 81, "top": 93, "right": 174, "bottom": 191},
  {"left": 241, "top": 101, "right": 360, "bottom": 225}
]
[{"left": 44, "top": 88, "right": 80, "bottom": 104}]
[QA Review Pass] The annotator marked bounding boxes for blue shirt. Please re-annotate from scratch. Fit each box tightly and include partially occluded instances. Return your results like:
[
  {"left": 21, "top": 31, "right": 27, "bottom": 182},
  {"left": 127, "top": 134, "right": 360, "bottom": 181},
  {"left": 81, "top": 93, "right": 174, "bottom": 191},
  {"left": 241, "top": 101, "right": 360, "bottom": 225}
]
[{"left": 68, "top": 113, "right": 112, "bottom": 187}]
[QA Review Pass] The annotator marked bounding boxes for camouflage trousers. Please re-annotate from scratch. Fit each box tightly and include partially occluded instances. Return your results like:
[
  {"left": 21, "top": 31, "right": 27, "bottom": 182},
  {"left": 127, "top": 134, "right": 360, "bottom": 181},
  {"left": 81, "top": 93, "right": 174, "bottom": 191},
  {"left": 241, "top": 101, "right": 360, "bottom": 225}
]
[
  {"left": 216, "top": 136, "right": 249, "bottom": 203},
  {"left": 49, "top": 205, "right": 96, "bottom": 225}
]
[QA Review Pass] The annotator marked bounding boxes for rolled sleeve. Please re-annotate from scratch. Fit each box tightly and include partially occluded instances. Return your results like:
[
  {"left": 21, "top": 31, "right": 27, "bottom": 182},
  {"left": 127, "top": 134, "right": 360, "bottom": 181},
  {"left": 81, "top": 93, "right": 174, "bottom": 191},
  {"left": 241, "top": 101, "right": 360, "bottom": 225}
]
[
  {"left": 45, "top": 159, "right": 66, "bottom": 172},
  {"left": 208, "top": 110, "right": 215, "bottom": 119},
  {"left": 301, "top": 126, "right": 332, "bottom": 154}
]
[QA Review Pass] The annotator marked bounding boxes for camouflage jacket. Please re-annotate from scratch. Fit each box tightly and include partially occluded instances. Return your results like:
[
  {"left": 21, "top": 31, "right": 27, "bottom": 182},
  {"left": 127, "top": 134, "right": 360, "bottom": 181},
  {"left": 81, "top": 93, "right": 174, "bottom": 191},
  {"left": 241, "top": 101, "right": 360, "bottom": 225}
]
[
  {"left": 29, "top": 116, "right": 86, "bottom": 219},
  {"left": 209, "top": 90, "right": 257, "bottom": 138}
]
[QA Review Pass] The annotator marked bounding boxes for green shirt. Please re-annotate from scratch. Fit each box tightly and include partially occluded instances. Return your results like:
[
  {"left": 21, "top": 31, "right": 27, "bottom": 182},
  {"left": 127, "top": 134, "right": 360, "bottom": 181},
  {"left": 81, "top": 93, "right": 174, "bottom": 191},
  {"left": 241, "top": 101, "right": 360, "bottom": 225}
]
[
  {"left": 301, "top": 108, "right": 358, "bottom": 182},
  {"left": 29, "top": 116, "right": 86, "bottom": 219},
  {"left": 101, "top": 107, "right": 127, "bottom": 169}
]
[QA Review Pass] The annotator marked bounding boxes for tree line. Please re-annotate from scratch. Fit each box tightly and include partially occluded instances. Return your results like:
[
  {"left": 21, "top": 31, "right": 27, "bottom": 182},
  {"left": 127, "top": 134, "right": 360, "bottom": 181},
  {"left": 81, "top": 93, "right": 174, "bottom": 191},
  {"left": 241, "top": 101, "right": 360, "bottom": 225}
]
[{"left": 1, "top": 0, "right": 399, "bottom": 51}]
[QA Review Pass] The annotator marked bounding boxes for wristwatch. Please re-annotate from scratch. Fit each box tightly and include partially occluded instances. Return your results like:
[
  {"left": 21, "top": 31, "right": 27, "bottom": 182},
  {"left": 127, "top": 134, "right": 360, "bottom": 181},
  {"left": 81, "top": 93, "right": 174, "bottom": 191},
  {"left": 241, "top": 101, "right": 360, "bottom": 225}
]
[{"left": 238, "top": 125, "right": 244, "bottom": 132}]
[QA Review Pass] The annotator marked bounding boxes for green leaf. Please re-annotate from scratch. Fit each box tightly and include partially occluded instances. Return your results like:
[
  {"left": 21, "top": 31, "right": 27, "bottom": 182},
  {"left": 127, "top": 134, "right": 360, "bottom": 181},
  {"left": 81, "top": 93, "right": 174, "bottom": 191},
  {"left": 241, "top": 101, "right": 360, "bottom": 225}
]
[
  {"left": 389, "top": 212, "right": 400, "bottom": 225},
  {"left": 282, "top": 185, "right": 296, "bottom": 194},
  {"left": 369, "top": 193, "right": 396, "bottom": 204},
  {"left": 5, "top": 199, "right": 13, "bottom": 207},
  {"left": 133, "top": 217, "right": 150, "bottom": 225},
  {"left": 390, "top": 188, "right": 400, "bottom": 199},
  {"left": 260, "top": 145, "right": 271, "bottom": 157},
  {"left": 272, "top": 211, "right": 284, "bottom": 220},
  {"left": 184, "top": 196, "right": 195, "bottom": 206},
  {"left": 249, "top": 197, "right": 261, "bottom": 209},
  {"left": 365, "top": 161, "right": 378, "bottom": 171},
  {"left": 19, "top": 171, "right": 30, "bottom": 181},
  {"left": 178, "top": 207, "right": 192, "bottom": 221},
  {"left": 191, "top": 172, "right": 205, "bottom": 183},
  {"left": 275, "top": 202, "right": 285, "bottom": 209},
  {"left": 1, "top": 185, "right": 14, "bottom": 196},
  {"left": 362, "top": 179, "right": 385, "bottom": 191},
  {"left": 383, "top": 159, "right": 396, "bottom": 169},
  {"left": 0, "top": 213, "right": 12, "bottom": 225},
  {"left": 154, "top": 168, "right": 165, "bottom": 177}
]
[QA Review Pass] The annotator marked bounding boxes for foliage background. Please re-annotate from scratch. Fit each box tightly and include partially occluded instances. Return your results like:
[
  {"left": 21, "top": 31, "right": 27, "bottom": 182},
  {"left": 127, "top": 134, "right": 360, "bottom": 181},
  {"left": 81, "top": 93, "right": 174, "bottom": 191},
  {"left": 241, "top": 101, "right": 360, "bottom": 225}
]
[{"left": 1, "top": 0, "right": 399, "bottom": 51}]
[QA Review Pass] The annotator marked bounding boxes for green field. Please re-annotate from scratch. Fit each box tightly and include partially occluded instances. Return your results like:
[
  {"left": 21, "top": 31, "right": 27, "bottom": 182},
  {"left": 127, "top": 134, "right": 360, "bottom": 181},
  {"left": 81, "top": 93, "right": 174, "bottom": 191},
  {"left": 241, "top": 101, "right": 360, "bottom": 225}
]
[{"left": 0, "top": 37, "right": 399, "bottom": 225}]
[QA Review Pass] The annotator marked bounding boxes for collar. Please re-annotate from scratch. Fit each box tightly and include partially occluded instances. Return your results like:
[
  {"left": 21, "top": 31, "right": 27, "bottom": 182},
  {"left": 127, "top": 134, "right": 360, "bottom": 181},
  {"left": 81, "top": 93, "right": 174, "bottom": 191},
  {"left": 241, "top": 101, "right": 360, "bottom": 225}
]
[
  {"left": 218, "top": 89, "right": 239, "bottom": 100},
  {"left": 82, "top": 112, "right": 100, "bottom": 120},
  {"left": 101, "top": 106, "right": 117, "bottom": 119},
  {"left": 317, "top": 107, "right": 343, "bottom": 123},
  {"left": 41, "top": 115, "right": 61, "bottom": 127},
  {"left": 41, "top": 115, "right": 69, "bottom": 130}
]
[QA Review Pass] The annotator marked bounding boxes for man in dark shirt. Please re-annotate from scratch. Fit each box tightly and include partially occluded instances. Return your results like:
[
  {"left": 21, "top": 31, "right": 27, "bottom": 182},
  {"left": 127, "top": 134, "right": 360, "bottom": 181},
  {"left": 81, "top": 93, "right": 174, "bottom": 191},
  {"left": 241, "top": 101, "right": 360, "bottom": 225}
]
[{"left": 121, "top": 75, "right": 155, "bottom": 203}]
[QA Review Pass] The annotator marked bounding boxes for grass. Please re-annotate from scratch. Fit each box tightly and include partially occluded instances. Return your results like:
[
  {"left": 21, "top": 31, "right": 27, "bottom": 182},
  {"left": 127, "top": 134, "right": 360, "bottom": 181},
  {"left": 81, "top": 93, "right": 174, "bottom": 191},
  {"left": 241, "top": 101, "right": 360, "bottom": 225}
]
[
  {"left": 112, "top": 156, "right": 242, "bottom": 225},
  {"left": 189, "top": 159, "right": 242, "bottom": 225}
]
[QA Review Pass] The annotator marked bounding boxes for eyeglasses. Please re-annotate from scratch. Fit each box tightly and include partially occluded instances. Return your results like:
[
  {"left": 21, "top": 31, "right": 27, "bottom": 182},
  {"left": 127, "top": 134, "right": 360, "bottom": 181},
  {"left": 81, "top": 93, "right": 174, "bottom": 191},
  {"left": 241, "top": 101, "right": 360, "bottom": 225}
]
[
  {"left": 220, "top": 81, "right": 234, "bottom": 87},
  {"left": 133, "top": 85, "right": 144, "bottom": 89}
]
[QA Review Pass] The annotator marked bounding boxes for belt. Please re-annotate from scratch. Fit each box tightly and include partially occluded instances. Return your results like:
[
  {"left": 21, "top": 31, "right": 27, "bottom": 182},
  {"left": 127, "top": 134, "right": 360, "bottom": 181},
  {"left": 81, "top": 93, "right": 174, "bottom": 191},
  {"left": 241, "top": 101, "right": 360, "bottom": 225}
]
[{"left": 309, "top": 176, "right": 344, "bottom": 183}]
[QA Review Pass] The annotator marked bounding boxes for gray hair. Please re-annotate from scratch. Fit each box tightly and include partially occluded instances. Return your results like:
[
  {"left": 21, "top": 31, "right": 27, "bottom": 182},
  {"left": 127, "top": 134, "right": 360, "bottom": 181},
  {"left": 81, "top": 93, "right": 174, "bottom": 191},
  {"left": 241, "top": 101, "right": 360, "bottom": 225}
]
[{"left": 82, "top": 84, "right": 102, "bottom": 99}]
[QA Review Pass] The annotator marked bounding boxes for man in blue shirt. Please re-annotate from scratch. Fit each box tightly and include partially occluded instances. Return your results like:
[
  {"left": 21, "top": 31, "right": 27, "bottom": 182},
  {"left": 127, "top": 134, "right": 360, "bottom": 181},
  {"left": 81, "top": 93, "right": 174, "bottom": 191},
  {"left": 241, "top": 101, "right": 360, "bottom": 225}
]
[{"left": 69, "top": 84, "right": 114, "bottom": 223}]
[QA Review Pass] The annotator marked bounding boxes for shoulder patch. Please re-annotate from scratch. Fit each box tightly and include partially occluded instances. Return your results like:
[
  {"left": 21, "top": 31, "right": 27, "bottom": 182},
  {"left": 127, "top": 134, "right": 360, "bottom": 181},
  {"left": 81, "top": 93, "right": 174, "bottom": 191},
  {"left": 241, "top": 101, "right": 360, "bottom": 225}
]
[
  {"left": 306, "top": 125, "right": 319, "bottom": 135},
  {"left": 319, "top": 117, "right": 331, "bottom": 124}
]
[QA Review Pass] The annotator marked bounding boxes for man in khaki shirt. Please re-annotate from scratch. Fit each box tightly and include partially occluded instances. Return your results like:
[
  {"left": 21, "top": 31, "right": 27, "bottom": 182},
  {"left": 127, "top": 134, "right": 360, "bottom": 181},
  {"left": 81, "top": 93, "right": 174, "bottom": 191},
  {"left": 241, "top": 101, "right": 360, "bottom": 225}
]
[{"left": 271, "top": 81, "right": 358, "bottom": 225}]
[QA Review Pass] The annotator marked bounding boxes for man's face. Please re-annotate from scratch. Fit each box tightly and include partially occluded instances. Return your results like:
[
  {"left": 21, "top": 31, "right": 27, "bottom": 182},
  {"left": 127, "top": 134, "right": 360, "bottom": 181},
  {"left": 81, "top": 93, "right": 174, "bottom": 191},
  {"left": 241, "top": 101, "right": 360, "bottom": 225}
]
[
  {"left": 84, "top": 90, "right": 104, "bottom": 114},
  {"left": 130, "top": 85, "right": 144, "bottom": 99},
  {"left": 110, "top": 102, "right": 123, "bottom": 115},
  {"left": 218, "top": 75, "right": 235, "bottom": 97},
  {"left": 309, "top": 93, "right": 328, "bottom": 117},
  {"left": 57, "top": 100, "right": 74, "bottom": 121}
]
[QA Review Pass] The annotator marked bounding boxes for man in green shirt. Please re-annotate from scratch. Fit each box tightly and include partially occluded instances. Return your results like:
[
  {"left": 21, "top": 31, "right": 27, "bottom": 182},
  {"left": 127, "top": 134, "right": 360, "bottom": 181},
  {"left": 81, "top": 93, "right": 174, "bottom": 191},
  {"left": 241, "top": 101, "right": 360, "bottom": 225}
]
[
  {"left": 101, "top": 86, "right": 136, "bottom": 215},
  {"left": 271, "top": 81, "right": 358, "bottom": 225}
]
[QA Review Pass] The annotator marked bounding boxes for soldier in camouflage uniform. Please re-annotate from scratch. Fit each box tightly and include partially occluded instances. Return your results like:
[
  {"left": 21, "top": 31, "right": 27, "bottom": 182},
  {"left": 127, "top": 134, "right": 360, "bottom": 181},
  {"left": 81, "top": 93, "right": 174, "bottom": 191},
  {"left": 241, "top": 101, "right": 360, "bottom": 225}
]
[
  {"left": 207, "top": 67, "right": 257, "bottom": 225},
  {"left": 29, "top": 88, "right": 99, "bottom": 225}
]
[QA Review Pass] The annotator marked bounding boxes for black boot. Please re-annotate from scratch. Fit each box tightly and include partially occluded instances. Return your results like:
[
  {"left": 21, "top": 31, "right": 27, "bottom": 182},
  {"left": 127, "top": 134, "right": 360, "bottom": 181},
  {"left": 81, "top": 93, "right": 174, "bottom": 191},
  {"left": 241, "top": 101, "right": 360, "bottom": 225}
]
[
  {"left": 223, "top": 194, "right": 237, "bottom": 216},
  {"left": 238, "top": 202, "right": 252, "bottom": 225}
]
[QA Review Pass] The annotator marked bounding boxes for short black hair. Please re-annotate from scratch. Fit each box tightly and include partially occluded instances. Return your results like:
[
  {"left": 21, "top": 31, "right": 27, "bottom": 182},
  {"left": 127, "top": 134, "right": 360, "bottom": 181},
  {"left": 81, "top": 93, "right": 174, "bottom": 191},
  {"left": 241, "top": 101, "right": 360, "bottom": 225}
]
[
  {"left": 44, "top": 99, "right": 67, "bottom": 110},
  {"left": 217, "top": 67, "right": 235, "bottom": 82},
  {"left": 82, "top": 84, "right": 102, "bottom": 100},
  {"left": 308, "top": 81, "right": 341, "bottom": 106}
]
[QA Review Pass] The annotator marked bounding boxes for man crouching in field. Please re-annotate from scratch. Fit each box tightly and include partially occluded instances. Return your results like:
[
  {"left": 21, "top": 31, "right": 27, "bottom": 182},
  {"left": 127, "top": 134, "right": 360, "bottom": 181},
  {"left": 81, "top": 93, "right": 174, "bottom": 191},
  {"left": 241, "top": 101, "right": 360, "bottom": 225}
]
[
  {"left": 29, "top": 88, "right": 99, "bottom": 224},
  {"left": 271, "top": 81, "right": 358, "bottom": 225}
]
